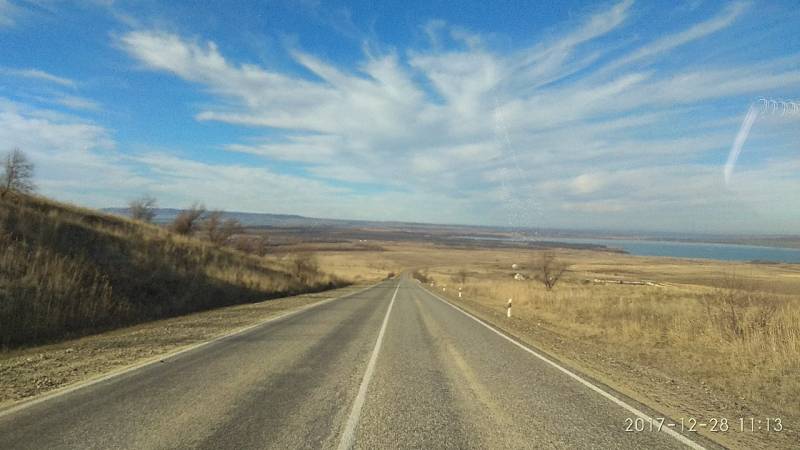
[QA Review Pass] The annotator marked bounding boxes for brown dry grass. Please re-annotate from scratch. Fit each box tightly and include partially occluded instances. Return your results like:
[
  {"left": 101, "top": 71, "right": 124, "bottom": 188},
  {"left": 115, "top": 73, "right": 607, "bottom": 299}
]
[
  {"left": 439, "top": 273, "right": 799, "bottom": 412},
  {"left": 0, "top": 193, "right": 343, "bottom": 349}
]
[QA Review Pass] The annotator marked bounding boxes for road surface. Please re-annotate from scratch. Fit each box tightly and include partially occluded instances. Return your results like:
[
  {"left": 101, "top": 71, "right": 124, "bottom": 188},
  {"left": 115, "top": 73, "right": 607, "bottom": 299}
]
[{"left": 0, "top": 276, "right": 708, "bottom": 449}]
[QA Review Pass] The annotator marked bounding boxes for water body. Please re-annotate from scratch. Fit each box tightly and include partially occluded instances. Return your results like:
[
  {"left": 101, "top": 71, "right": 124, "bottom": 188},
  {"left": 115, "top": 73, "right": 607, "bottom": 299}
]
[{"left": 535, "top": 237, "right": 800, "bottom": 263}]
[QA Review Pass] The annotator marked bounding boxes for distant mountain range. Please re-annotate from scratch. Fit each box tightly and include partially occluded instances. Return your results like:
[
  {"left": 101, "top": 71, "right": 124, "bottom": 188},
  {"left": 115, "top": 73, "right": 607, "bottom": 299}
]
[
  {"left": 102, "top": 207, "right": 800, "bottom": 248},
  {"left": 102, "top": 208, "right": 480, "bottom": 230}
]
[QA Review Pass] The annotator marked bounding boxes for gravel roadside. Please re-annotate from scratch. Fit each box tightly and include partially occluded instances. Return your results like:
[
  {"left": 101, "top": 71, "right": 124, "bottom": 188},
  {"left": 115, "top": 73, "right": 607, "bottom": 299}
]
[{"left": 0, "top": 283, "right": 370, "bottom": 410}]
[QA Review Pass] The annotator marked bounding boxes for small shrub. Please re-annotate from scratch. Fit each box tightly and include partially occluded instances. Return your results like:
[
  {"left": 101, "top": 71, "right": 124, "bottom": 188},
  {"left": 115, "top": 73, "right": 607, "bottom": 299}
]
[
  {"left": 204, "top": 210, "right": 243, "bottom": 245},
  {"left": 290, "top": 253, "right": 322, "bottom": 285},
  {"left": 411, "top": 269, "right": 430, "bottom": 283},
  {"left": 171, "top": 203, "right": 205, "bottom": 235},
  {"left": 128, "top": 195, "right": 158, "bottom": 223}
]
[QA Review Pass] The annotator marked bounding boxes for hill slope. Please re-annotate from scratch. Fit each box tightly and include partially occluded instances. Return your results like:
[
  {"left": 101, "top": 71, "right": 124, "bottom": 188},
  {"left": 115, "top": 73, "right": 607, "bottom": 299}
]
[{"left": 0, "top": 194, "right": 341, "bottom": 348}]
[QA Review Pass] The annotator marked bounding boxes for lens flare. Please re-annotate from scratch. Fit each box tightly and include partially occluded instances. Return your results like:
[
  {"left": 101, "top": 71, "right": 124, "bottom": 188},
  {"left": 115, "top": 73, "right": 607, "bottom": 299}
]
[
  {"left": 725, "top": 98, "right": 799, "bottom": 186},
  {"left": 724, "top": 104, "right": 759, "bottom": 186}
]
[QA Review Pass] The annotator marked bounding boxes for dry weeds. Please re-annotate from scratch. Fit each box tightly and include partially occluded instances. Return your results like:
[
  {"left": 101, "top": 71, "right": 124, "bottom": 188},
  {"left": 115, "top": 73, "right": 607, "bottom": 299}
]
[{"left": 0, "top": 193, "right": 343, "bottom": 348}]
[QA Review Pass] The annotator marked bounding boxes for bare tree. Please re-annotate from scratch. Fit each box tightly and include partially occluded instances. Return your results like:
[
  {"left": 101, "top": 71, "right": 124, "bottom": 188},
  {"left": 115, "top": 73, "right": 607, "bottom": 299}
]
[
  {"left": 170, "top": 203, "right": 205, "bottom": 235},
  {"left": 291, "top": 253, "right": 321, "bottom": 284},
  {"left": 233, "top": 235, "right": 269, "bottom": 255},
  {"left": 203, "top": 210, "right": 223, "bottom": 241},
  {"left": 128, "top": 195, "right": 158, "bottom": 223},
  {"left": 204, "top": 210, "right": 243, "bottom": 245},
  {"left": 533, "top": 251, "right": 569, "bottom": 291},
  {"left": 1, "top": 148, "right": 35, "bottom": 198},
  {"left": 453, "top": 269, "right": 468, "bottom": 285}
]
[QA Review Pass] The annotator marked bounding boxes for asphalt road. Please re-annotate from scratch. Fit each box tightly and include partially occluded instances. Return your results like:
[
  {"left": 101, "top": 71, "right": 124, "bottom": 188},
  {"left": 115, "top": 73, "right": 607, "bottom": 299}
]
[{"left": 0, "top": 276, "right": 707, "bottom": 449}]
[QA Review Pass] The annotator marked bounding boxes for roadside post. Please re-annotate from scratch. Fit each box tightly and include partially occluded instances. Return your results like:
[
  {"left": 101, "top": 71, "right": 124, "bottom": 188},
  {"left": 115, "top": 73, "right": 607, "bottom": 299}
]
[{"left": 507, "top": 298, "right": 512, "bottom": 318}]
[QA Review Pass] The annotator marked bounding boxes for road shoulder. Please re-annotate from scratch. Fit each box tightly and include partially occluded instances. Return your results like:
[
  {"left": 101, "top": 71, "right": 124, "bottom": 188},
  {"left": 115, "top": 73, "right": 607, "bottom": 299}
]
[
  {"left": 0, "top": 283, "right": 374, "bottom": 412},
  {"left": 418, "top": 282, "right": 794, "bottom": 450}
]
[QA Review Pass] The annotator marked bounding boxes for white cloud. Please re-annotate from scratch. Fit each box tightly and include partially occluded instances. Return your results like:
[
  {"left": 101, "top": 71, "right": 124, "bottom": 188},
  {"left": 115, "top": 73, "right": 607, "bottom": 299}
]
[
  {"left": 562, "top": 201, "right": 628, "bottom": 213},
  {"left": 83, "top": 2, "right": 800, "bottom": 231},
  {"left": 54, "top": 94, "right": 101, "bottom": 111},
  {"left": 129, "top": 152, "right": 479, "bottom": 223},
  {"left": 0, "top": 0, "right": 18, "bottom": 27},
  {"left": 0, "top": 98, "right": 144, "bottom": 206},
  {"left": 603, "top": 1, "right": 748, "bottom": 71},
  {"left": 570, "top": 173, "right": 607, "bottom": 195},
  {"left": 226, "top": 135, "right": 340, "bottom": 163},
  {"left": 0, "top": 67, "right": 76, "bottom": 87},
  {"left": 0, "top": 99, "right": 112, "bottom": 151}
]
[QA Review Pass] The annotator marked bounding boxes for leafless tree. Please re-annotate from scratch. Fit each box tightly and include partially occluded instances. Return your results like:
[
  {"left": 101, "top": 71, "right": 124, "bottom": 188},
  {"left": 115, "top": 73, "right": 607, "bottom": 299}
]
[
  {"left": 291, "top": 253, "right": 321, "bottom": 284},
  {"left": 453, "top": 269, "right": 468, "bottom": 285},
  {"left": 170, "top": 203, "right": 205, "bottom": 235},
  {"left": 204, "top": 210, "right": 243, "bottom": 245},
  {"left": 1, "top": 148, "right": 35, "bottom": 198},
  {"left": 533, "top": 251, "right": 569, "bottom": 291},
  {"left": 233, "top": 235, "right": 269, "bottom": 255},
  {"left": 128, "top": 195, "right": 158, "bottom": 223}
]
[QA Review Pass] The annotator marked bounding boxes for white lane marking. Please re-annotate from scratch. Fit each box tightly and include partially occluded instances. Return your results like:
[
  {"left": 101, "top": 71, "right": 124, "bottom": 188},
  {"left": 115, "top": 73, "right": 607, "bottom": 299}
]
[
  {"left": 338, "top": 281, "right": 400, "bottom": 450},
  {"left": 421, "top": 286, "right": 706, "bottom": 450},
  {"left": 0, "top": 282, "right": 384, "bottom": 419}
]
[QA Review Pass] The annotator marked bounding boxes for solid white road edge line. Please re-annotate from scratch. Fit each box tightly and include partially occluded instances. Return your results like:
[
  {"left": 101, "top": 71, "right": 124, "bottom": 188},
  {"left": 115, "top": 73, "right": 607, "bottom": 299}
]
[
  {"left": 0, "top": 281, "right": 384, "bottom": 419},
  {"left": 337, "top": 281, "right": 400, "bottom": 450},
  {"left": 422, "top": 286, "right": 706, "bottom": 450}
]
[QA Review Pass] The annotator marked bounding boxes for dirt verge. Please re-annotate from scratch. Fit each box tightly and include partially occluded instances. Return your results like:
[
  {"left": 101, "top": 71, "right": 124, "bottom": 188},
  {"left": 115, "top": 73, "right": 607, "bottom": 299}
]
[{"left": 0, "top": 283, "right": 370, "bottom": 411}]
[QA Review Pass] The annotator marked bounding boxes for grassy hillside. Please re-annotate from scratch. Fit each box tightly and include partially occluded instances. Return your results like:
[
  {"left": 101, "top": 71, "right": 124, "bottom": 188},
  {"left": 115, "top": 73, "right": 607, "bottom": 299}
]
[{"left": 0, "top": 193, "right": 343, "bottom": 349}]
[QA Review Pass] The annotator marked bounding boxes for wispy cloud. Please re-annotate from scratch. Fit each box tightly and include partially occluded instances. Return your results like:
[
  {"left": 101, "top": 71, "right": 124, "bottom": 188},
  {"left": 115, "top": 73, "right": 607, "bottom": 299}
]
[
  {"left": 603, "top": 1, "right": 748, "bottom": 71},
  {"left": 0, "top": 0, "right": 19, "bottom": 27},
  {"left": 0, "top": 98, "right": 130, "bottom": 205},
  {"left": 112, "top": 0, "right": 800, "bottom": 231},
  {"left": 53, "top": 94, "right": 101, "bottom": 111},
  {"left": 0, "top": 67, "right": 76, "bottom": 87},
  {"left": 0, "top": 0, "right": 795, "bottom": 232}
]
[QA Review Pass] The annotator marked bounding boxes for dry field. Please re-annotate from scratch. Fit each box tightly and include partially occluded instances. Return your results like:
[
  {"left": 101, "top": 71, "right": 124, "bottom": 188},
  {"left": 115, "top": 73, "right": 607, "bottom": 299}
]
[{"left": 317, "top": 242, "right": 800, "bottom": 449}]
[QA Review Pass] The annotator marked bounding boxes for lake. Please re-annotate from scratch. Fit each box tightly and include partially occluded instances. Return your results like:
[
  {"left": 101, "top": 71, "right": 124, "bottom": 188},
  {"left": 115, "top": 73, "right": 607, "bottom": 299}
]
[{"left": 536, "top": 237, "right": 800, "bottom": 263}]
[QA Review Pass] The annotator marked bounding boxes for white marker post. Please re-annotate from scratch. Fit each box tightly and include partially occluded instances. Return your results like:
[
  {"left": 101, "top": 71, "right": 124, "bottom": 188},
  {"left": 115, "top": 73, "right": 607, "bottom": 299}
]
[
  {"left": 506, "top": 298, "right": 512, "bottom": 318},
  {"left": 458, "top": 287, "right": 462, "bottom": 298}
]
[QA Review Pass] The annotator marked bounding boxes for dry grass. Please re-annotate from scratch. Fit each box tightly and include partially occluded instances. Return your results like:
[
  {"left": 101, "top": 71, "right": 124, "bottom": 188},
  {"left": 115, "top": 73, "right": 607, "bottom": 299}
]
[
  {"left": 439, "top": 274, "right": 799, "bottom": 412},
  {"left": 0, "top": 193, "right": 343, "bottom": 349}
]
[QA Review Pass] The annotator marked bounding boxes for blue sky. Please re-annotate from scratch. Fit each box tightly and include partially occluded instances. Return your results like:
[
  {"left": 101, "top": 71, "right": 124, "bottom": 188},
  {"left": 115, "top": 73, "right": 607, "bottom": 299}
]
[{"left": 1, "top": 0, "right": 798, "bottom": 234}]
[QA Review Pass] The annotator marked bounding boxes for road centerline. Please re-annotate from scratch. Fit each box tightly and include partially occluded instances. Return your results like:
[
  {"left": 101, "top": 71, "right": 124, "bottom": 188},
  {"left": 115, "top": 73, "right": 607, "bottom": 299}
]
[{"left": 337, "top": 281, "right": 400, "bottom": 450}]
